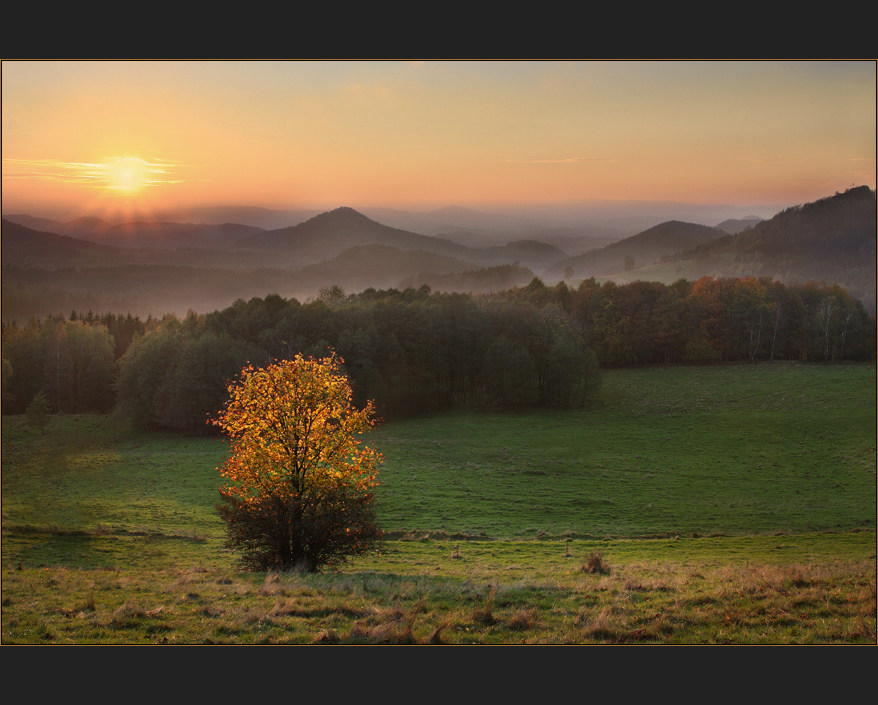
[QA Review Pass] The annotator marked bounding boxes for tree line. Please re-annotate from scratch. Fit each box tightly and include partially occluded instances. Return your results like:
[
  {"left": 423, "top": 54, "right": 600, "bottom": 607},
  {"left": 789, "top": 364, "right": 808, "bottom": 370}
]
[
  {"left": 2, "top": 277, "right": 874, "bottom": 430},
  {"left": 112, "top": 286, "right": 599, "bottom": 431},
  {"left": 2, "top": 312, "right": 148, "bottom": 415},
  {"left": 498, "top": 276, "right": 874, "bottom": 366}
]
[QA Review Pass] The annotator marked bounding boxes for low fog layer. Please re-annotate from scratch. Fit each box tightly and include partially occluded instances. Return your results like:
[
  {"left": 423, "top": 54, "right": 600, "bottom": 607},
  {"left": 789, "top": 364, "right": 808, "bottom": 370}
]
[{"left": 2, "top": 187, "right": 874, "bottom": 322}]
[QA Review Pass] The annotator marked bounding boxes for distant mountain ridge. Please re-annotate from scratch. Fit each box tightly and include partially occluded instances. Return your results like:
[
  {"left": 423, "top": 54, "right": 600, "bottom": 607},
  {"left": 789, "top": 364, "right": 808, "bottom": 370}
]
[
  {"left": 2, "top": 213, "right": 265, "bottom": 250},
  {"left": 152, "top": 205, "right": 318, "bottom": 231},
  {"left": 231, "top": 206, "right": 476, "bottom": 264},
  {"left": 715, "top": 216, "right": 763, "bottom": 235},
  {"left": 3, "top": 187, "right": 875, "bottom": 320},
  {"left": 3, "top": 206, "right": 563, "bottom": 274},
  {"left": 91, "top": 221, "right": 266, "bottom": 249},
  {"left": 545, "top": 221, "right": 724, "bottom": 279},
  {"left": 1, "top": 218, "right": 117, "bottom": 266},
  {"left": 3, "top": 214, "right": 87, "bottom": 233}
]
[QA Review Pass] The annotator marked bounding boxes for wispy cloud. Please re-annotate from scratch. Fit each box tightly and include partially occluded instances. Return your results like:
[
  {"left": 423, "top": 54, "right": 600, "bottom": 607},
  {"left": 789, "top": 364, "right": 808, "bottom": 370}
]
[{"left": 2, "top": 157, "right": 184, "bottom": 187}]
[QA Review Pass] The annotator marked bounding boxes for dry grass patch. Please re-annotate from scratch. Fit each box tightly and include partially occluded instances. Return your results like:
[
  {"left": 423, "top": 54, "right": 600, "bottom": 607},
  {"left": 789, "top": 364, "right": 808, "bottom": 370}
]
[
  {"left": 2, "top": 532, "right": 874, "bottom": 644},
  {"left": 471, "top": 586, "right": 498, "bottom": 625},
  {"left": 624, "top": 577, "right": 675, "bottom": 593},
  {"left": 344, "top": 604, "right": 421, "bottom": 644},
  {"left": 581, "top": 551, "right": 610, "bottom": 575},
  {"left": 506, "top": 606, "right": 539, "bottom": 631},
  {"left": 324, "top": 601, "right": 451, "bottom": 644},
  {"left": 578, "top": 606, "right": 627, "bottom": 642}
]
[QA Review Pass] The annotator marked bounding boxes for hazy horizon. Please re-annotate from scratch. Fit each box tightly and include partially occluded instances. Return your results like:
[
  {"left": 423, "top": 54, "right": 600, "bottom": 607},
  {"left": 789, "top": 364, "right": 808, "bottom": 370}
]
[
  {"left": 1, "top": 196, "right": 788, "bottom": 229},
  {"left": 3, "top": 61, "right": 874, "bottom": 229}
]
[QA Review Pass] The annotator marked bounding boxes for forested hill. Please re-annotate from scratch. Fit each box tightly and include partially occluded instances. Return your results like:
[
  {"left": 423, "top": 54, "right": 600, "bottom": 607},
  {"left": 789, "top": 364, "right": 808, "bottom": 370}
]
[
  {"left": 1, "top": 218, "right": 115, "bottom": 266},
  {"left": 231, "top": 206, "right": 476, "bottom": 266},
  {"left": 678, "top": 186, "right": 877, "bottom": 308},
  {"left": 545, "top": 221, "right": 724, "bottom": 279},
  {"left": 688, "top": 186, "right": 875, "bottom": 259}
]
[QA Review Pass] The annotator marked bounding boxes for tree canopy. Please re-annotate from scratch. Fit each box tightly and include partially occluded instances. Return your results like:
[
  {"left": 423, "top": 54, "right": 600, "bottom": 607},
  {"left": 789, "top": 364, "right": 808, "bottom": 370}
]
[{"left": 212, "top": 354, "right": 382, "bottom": 572}]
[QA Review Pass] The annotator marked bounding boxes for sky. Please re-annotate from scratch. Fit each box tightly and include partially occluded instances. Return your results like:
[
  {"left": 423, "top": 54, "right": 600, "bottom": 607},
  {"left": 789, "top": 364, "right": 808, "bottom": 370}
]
[{"left": 2, "top": 60, "right": 875, "bottom": 221}]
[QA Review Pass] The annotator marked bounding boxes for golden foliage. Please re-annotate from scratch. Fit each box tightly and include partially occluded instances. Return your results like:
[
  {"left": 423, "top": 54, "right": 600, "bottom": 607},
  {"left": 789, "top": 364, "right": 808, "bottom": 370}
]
[
  {"left": 212, "top": 354, "right": 383, "bottom": 571},
  {"left": 213, "top": 354, "right": 381, "bottom": 505}
]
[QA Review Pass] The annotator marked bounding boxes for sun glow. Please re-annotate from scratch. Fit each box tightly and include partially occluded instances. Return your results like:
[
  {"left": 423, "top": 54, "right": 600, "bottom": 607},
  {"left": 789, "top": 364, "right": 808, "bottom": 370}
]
[
  {"left": 76, "top": 156, "right": 176, "bottom": 222},
  {"left": 107, "top": 158, "right": 147, "bottom": 192},
  {"left": 101, "top": 156, "right": 178, "bottom": 194},
  {"left": 1, "top": 154, "right": 186, "bottom": 219},
  {"left": 2, "top": 156, "right": 180, "bottom": 192},
  {"left": 2, "top": 62, "right": 874, "bottom": 215}
]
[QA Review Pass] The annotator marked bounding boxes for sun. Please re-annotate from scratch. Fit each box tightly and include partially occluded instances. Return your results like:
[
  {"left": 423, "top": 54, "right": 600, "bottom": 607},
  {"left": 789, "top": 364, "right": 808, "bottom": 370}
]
[
  {"left": 83, "top": 156, "right": 177, "bottom": 221},
  {"left": 105, "top": 157, "right": 150, "bottom": 193}
]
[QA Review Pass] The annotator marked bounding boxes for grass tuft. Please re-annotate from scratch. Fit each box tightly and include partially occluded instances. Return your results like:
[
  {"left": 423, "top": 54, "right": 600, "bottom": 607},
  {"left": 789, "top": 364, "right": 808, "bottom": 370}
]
[
  {"left": 507, "top": 606, "right": 539, "bottom": 631},
  {"left": 581, "top": 551, "right": 610, "bottom": 575},
  {"left": 472, "top": 586, "right": 497, "bottom": 625}
]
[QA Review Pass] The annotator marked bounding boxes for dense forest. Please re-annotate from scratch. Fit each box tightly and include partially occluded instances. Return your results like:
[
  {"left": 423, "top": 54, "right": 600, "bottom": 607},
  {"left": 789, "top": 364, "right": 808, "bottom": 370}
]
[{"left": 2, "top": 276, "right": 874, "bottom": 432}]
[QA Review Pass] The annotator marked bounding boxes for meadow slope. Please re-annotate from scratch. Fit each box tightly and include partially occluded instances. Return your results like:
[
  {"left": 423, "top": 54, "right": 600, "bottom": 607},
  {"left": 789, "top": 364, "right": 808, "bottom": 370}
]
[{"left": 2, "top": 363, "right": 875, "bottom": 644}]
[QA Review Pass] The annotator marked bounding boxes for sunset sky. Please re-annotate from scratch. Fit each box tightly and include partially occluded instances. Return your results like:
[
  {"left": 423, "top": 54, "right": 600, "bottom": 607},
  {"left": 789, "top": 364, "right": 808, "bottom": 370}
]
[{"left": 2, "top": 61, "right": 875, "bottom": 221}]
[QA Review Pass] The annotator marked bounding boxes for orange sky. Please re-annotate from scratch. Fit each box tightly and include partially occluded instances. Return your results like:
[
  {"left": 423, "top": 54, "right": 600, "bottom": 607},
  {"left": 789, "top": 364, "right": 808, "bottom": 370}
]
[{"left": 2, "top": 61, "right": 875, "bottom": 220}]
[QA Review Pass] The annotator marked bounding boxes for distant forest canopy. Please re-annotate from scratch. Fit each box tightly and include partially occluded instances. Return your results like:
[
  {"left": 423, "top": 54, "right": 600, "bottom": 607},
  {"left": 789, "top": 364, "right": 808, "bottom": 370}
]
[{"left": 2, "top": 277, "right": 874, "bottom": 431}]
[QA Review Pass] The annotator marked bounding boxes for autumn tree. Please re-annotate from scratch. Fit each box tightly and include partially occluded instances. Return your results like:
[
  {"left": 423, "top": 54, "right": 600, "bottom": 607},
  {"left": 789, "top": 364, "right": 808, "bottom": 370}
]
[{"left": 212, "top": 354, "right": 383, "bottom": 572}]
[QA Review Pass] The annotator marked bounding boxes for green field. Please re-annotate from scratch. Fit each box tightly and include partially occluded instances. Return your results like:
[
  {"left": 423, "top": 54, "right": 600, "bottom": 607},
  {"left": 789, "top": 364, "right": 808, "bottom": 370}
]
[
  {"left": 376, "top": 363, "right": 876, "bottom": 538},
  {"left": 2, "top": 362, "right": 875, "bottom": 644}
]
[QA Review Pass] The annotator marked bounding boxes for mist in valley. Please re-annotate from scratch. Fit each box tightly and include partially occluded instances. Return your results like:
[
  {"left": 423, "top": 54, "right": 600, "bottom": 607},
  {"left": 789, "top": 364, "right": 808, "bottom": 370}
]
[{"left": 3, "top": 187, "right": 875, "bottom": 323}]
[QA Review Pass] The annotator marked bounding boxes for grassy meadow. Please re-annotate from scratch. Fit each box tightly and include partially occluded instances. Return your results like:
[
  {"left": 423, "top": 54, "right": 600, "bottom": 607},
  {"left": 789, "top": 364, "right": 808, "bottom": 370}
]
[{"left": 2, "top": 362, "right": 875, "bottom": 644}]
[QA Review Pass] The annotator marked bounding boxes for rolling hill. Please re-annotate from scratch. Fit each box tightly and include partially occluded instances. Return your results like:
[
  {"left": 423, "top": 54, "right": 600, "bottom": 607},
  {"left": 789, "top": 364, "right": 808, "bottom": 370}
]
[
  {"left": 231, "top": 207, "right": 475, "bottom": 266},
  {"left": 4, "top": 188, "right": 875, "bottom": 319},
  {"left": 2, "top": 214, "right": 265, "bottom": 251},
  {"left": 1, "top": 218, "right": 117, "bottom": 266},
  {"left": 544, "top": 221, "right": 725, "bottom": 280},
  {"left": 677, "top": 186, "right": 877, "bottom": 308},
  {"left": 230, "top": 207, "right": 571, "bottom": 273},
  {"left": 715, "top": 216, "right": 763, "bottom": 235},
  {"left": 291, "top": 244, "right": 478, "bottom": 294}
]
